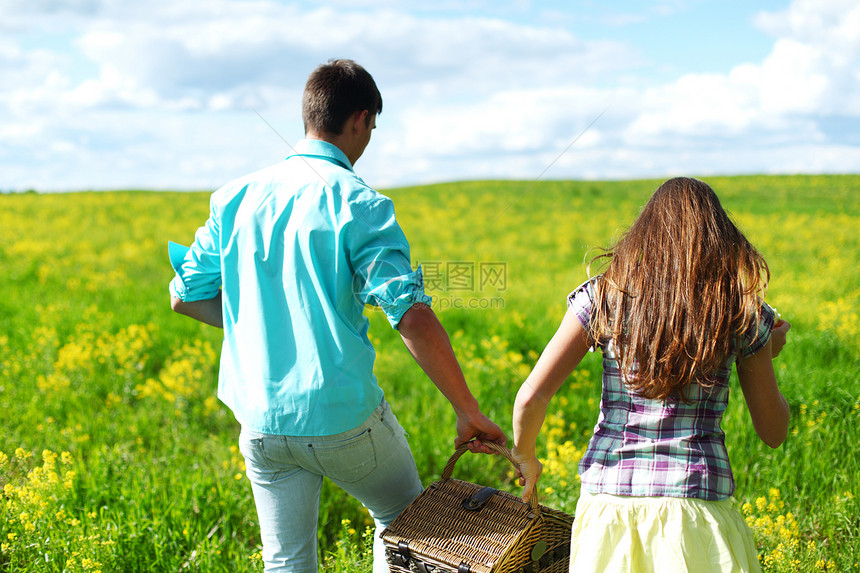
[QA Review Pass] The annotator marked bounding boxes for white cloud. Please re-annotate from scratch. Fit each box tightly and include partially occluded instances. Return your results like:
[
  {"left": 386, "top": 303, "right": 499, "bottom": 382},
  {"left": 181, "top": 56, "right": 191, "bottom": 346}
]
[
  {"left": 617, "top": 0, "right": 860, "bottom": 166},
  {"left": 376, "top": 0, "right": 860, "bottom": 184},
  {"left": 393, "top": 86, "right": 610, "bottom": 157},
  {"left": 0, "top": 0, "right": 858, "bottom": 191},
  {"left": 59, "top": 2, "right": 635, "bottom": 114},
  {"left": 754, "top": 0, "right": 860, "bottom": 115}
]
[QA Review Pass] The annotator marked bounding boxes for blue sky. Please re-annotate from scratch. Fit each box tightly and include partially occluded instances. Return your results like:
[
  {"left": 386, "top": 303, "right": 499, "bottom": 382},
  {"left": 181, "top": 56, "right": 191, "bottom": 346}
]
[{"left": 1, "top": 0, "right": 858, "bottom": 191}]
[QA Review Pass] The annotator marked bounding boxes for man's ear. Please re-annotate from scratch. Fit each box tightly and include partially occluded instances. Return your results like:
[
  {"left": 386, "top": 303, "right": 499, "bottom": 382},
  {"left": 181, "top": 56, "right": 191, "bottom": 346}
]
[{"left": 353, "top": 110, "right": 369, "bottom": 133}]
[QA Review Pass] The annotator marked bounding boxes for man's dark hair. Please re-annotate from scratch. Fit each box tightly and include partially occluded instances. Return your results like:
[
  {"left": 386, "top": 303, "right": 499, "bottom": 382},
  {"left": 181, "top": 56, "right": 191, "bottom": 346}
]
[{"left": 302, "top": 59, "right": 382, "bottom": 136}]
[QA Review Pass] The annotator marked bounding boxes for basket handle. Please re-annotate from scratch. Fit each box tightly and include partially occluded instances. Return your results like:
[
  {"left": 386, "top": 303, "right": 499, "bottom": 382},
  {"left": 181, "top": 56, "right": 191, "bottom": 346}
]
[{"left": 441, "top": 441, "right": 539, "bottom": 512}]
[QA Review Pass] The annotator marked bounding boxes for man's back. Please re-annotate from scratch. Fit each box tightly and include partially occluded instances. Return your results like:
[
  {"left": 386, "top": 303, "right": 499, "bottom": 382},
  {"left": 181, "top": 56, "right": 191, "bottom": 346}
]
[{"left": 212, "top": 140, "right": 405, "bottom": 436}]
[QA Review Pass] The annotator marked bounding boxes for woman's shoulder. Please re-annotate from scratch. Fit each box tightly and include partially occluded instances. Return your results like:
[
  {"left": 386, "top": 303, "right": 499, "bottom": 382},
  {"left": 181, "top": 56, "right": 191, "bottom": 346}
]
[
  {"left": 566, "top": 276, "right": 601, "bottom": 332},
  {"left": 567, "top": 276, "right": 600, "bottom": 307},
  {"left": 737, "top": 301, "right": 777, "bottom": 359}
]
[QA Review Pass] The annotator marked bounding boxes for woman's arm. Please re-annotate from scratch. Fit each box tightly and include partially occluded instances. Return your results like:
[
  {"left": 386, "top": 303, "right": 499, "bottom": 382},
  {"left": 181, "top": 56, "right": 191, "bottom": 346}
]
[
  {"left": 512, "top": 309, "right": 591, "bottom": 500},
  {"left": 737, "top": 321, "right": 791, "bottom": 448}
]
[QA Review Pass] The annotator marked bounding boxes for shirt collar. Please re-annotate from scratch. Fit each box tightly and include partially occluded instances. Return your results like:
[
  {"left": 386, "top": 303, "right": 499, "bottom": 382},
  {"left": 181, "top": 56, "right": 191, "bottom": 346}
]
[{"left": 289, "top": 139, "right": 354, "bottom": 171}]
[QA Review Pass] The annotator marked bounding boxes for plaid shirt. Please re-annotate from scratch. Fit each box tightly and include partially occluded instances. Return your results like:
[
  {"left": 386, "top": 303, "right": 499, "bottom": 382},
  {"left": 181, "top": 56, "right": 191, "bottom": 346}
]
[{"left": 569, "top": 279, "right": 775, "bottom": 501}]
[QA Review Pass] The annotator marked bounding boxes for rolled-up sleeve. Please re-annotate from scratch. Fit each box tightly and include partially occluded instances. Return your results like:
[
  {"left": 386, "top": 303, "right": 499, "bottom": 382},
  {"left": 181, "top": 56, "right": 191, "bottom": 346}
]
[
  {"left": 168, "top": 199, "right": 223, "bottom": 301},
  {"left": 348, "top": 196, "right": 432, "bottom": 328}
]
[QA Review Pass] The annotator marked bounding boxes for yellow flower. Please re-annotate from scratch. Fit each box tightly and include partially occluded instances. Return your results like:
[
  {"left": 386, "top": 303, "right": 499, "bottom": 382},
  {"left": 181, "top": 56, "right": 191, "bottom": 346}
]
[{"left": 42, "top": 449, "right": 58, "bottom": 467}]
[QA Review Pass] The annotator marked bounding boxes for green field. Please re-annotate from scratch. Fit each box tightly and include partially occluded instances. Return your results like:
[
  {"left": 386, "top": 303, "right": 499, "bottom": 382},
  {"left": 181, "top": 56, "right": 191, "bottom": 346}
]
[{"left": 1, "top": 175, "right": 858, "bottom": 572}]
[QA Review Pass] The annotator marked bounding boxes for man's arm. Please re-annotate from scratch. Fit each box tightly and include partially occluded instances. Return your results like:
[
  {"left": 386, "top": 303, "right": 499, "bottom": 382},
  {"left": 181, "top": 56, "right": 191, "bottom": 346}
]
[
  {"left": 171, "top": 292, "right": 223, "bottom": 329},
  {"left": 396, "top": 303, "right": 507, "bottom": 453}
]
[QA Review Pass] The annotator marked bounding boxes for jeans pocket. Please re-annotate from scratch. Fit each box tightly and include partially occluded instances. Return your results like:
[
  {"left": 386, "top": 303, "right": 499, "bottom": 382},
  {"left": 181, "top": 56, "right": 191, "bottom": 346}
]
[
  {"left": 311, "top": 428, "right": 378, "bottom": 484},
  {"left": 379, "top": 401, "right": 407, "bottom": 440},
  {"left": 238, "top": 430, "right": 271, "bottom": 470}
]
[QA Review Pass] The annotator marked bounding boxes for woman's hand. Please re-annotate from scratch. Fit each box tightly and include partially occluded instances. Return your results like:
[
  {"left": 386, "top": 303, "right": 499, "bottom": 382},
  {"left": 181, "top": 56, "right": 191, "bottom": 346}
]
[
  {"left": 771, "top": 319, "right": 790, "bottom": 358},
  {"left": 511, "top": 447, "right": 543, "bottom": 502}
]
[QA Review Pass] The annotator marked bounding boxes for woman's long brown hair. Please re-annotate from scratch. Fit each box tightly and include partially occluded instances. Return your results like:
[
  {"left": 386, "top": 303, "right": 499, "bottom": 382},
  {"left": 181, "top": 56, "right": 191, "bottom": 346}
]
[{"left": 588, "top": 177, "right": 770, "bottom": 401}]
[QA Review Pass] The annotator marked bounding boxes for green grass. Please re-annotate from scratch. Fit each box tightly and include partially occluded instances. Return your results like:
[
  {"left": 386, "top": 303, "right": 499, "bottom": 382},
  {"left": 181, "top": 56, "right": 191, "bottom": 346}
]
[{"left": 1, "top": 175, "right": 858, "bottom": 572}]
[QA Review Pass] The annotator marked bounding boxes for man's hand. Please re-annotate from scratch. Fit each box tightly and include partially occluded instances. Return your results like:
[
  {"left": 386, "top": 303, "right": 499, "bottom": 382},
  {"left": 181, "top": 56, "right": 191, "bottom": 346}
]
[{"left": 455, "top": 411, "right": 507, "bottom": 454}]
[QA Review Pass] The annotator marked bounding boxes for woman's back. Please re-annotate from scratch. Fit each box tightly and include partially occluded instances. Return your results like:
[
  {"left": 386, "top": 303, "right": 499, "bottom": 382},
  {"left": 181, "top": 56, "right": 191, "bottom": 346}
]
[
  {"left": 570, "top": 278, "right": 776, "bottom": 501},
  {"left": 588, "top": 177, "right": 771, "bottom": 403}
]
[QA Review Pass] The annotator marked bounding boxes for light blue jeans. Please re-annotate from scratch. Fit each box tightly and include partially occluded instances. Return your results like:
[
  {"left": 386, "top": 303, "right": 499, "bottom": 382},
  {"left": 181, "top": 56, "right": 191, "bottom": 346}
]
[{"left": 238, "top": 399, "right": 424, "bottom": 573}]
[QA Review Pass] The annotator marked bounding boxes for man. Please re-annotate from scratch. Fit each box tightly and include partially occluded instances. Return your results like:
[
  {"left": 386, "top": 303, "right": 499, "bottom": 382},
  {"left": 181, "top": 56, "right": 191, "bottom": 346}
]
[{"left": 168, "top": 59, "right": 506, "bottom": 573}]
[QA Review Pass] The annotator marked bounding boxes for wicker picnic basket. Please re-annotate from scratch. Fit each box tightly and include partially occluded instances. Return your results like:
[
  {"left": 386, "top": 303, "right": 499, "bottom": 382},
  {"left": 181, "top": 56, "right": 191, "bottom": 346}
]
[{"left": 381, "top": 442, "right": 573, "bottom": 573}]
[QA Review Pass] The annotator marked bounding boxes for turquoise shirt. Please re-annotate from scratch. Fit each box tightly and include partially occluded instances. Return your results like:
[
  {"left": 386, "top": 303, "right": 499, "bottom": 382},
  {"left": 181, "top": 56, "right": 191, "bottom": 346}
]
[{"left": 169, "top": 139, "right": 432, "bottom": 436}]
